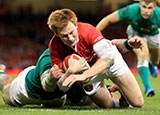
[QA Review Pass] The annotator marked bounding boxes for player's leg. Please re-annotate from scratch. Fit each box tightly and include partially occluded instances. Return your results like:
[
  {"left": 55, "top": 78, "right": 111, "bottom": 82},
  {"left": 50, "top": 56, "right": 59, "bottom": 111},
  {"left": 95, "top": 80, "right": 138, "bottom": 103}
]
[
  {"left": 82, "top": 83, "right": 129, "bottom": 108},
  {"left": 0, "top": 64, "right": 13, "bottom": 91},
  {"left": 3, "top": 66, "right": 37, "bottom": 107},
  {"left": 89, "top": 81, "right": 130, "bottom": 108},
  {"left": 107, "top": 84, "right": 129, "bottom": 108},
  {"left": 87, "top": 80, "right": 113, "bottom": 108},
  {"left": 147, "top": 30, "right": 160, "bottom": 78},
  {"left": 83, "top": 77, "right": 116, "bottom": 108},
  {"left": 133, "top": 39, "right": 155, "bottom": 96},
  {"left": 80, "top": 88, "right": 123, "bottom": 108},
  {"left": 0, "top": 64, "right": 13, "bottom": 94},
  {"left": 110, "top": 70, "right": 144, "bottom": 107},
  {"left": 67, "top": 81, "right": 127, "bottom": 108},
  {"left": 84, "top": 79, "right": 126, "bottom": 108},
  {"left": 149, "top": 48, "right": 160, "bottom": 78},
  {"left": 126, "top": 26, "right": 154, "bottom": 96},
  {"left": 0, "top": 64, "right": 14, "bottom": 106}
]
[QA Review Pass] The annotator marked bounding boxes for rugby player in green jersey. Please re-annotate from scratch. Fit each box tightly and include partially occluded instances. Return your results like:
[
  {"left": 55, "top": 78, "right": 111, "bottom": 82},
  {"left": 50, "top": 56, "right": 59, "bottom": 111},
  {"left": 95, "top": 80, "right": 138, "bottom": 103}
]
[
  {"left": 0, "top": 49, "right": 93, "bottom": 107},
  {"left": 96, "top": 0, "right": 160, "bottom": 97}
]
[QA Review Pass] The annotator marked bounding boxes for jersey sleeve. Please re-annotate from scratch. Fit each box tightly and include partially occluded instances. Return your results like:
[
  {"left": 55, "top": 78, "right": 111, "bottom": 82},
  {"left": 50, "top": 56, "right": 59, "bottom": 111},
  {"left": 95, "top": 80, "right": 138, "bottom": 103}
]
[{"left": 37, "top": 49, "right": 52, "bottom": 76}]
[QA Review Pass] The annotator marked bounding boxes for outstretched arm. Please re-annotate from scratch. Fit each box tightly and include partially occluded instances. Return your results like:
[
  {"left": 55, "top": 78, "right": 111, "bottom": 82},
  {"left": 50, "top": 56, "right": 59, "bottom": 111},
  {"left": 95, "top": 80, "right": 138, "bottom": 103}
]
[
  {"left": 96, "top": 11, "right": 119, "bottom": 31},
  {"left": 63, "top": 58, "right": 109, "bottom": 87},
  {"left": 112, "top": 37, "right": 144, "bottom": 54}
]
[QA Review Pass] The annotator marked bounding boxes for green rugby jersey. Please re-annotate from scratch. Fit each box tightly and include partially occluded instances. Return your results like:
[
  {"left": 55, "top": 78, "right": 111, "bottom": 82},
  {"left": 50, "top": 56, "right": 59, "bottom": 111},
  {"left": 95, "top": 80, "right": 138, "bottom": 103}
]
[
  {"left": 25, "top": 49, "right": 86, "bottom": 104},
  {"left": 118, "top": 3, "right": 160, "bottom": 35},
  {"left": 25, "top": 48, "right": 65, "bottom": 99}
]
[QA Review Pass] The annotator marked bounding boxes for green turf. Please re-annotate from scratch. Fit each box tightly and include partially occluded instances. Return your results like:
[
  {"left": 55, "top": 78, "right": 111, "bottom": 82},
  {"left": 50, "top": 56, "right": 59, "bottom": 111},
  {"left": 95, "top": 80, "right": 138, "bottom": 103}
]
[{"left": 0, "top": 75, "right": 160, "bottom": 115}]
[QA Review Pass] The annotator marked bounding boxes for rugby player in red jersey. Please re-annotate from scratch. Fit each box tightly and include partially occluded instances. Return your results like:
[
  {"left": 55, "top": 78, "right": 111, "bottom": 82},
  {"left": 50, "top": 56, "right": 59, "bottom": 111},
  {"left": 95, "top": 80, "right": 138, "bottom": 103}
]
[{"left": 48, "top": 9, "right": 144, "bottom": 108}]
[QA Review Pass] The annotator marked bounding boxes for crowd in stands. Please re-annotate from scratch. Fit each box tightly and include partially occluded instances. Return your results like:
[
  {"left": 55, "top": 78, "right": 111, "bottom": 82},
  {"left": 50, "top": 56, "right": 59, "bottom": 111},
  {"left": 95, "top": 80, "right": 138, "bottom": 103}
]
[{"left": 0, "top": 13, "right": 53, "bottom": 69}]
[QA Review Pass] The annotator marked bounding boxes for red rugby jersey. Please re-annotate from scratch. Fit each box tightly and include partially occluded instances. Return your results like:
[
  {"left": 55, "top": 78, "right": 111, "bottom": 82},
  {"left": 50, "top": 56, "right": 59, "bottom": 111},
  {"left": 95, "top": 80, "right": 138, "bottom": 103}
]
[{"left": 49, "top": 22, "right": 105, "bottom": 70}]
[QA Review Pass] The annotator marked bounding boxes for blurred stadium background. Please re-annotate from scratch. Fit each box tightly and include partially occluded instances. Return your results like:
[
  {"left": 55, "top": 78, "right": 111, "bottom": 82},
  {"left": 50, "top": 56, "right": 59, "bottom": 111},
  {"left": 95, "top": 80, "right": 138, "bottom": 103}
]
[{"left": 0, "top": 0, "right": 159, "bottom": 75}]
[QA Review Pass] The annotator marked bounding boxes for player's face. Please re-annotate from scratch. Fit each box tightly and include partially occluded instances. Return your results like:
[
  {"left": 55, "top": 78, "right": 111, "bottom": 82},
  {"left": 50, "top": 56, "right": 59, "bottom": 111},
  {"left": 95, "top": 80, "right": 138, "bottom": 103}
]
[
  {"left": 57, "top": 21, "right": 78, "bottom": 48},
  {"left": 140, "top": 1, "right": 156, "bottom": 19}
]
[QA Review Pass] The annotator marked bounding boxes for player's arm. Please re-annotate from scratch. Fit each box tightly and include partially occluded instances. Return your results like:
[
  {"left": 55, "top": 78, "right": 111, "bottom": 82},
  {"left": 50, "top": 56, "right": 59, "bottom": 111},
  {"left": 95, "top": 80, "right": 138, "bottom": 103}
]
[
  {"left": 40, "top": 64, "right": 70, "bottom": 93},
  {"left": 63, "top": 39, "right": 116, "bottom": 87},
  {"left": 49, "top": 56, "right": 90, "bottom": 92},
  {"left": 96, "top": 11, "right": 119, "bottom": 31},
  {"left": 112, "top": 37, "right": 144, "bottom": 54},
  {"left": 40, "top": 66, "right": 69, "bottom": 93},
  {"left": 41, "top": 69, "right": 57, "bottom": 92},
  {"left": 79, "top": 37, "right": 143, "bottom": 79},
  {"left": 63, "top": 58, "right": 109, "bottom": 87},
  {"left": 50, "top": 55, "right": 89, "bottom": 81},
  {"left": 78, "top": 39, "right": 116, "bottom": 80}
]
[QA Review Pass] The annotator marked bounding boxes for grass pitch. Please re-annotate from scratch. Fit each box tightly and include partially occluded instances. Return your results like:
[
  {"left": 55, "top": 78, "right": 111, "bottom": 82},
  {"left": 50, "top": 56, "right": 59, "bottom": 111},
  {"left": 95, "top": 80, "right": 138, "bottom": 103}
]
[{"left": 0, "top": 74, "right": 160, "bottom": 115}]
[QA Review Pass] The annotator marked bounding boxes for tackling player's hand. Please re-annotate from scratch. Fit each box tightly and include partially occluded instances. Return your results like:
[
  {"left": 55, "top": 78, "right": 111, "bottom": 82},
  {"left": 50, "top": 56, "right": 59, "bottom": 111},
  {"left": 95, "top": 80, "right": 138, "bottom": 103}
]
[
  {"left": 62, "top": 74, "right": 87, "bottom": 87},
  {"left": 50, "top": 64, "right": 64, "bottom": 81},
  {"left": 128, "top": 37, "right": 144, "bottom": 50}
]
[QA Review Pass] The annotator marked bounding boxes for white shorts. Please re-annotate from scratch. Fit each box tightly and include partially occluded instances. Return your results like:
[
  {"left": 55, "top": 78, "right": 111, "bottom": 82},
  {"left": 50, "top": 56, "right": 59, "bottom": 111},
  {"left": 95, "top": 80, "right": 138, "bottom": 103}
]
[
  {"left": 127, "top": 25, "right": 160, "bottom": 48},
  {"left": 83, "top": 50, "right": 129, "bottom": 95},
  {"left": 10, "top": 66, "right": 66, "bottom": 107}
]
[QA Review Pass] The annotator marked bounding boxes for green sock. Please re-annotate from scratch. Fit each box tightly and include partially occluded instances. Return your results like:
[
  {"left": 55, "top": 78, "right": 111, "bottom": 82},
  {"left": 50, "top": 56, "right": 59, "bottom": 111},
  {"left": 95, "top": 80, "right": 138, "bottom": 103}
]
[{"left": 138, "top": 66, "right": 151, "bottom": 90}]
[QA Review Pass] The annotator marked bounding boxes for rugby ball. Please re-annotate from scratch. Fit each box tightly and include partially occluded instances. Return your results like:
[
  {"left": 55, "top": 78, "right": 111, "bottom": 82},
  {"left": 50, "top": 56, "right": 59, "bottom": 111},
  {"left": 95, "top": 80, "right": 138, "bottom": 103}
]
[
  {"left": 63, "top": 54, "right": 90, "bottom": 84},
  {"left": 63, "top": 54, "right": 82, "bottom": 72}
]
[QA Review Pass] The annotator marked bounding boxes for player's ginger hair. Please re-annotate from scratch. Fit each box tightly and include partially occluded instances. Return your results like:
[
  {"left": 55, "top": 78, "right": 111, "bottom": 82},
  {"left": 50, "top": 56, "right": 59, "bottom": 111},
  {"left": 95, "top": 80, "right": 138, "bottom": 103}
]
[{"left": 47, "top": 9, "right": 78, "bottom": 34}]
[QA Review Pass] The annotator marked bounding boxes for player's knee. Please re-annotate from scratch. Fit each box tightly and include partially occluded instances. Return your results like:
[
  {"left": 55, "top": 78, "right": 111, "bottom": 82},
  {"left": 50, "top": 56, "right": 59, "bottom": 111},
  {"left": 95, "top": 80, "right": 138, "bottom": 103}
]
[{"left": 131, "top": 96, "right": 144, "bottom": 108}]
